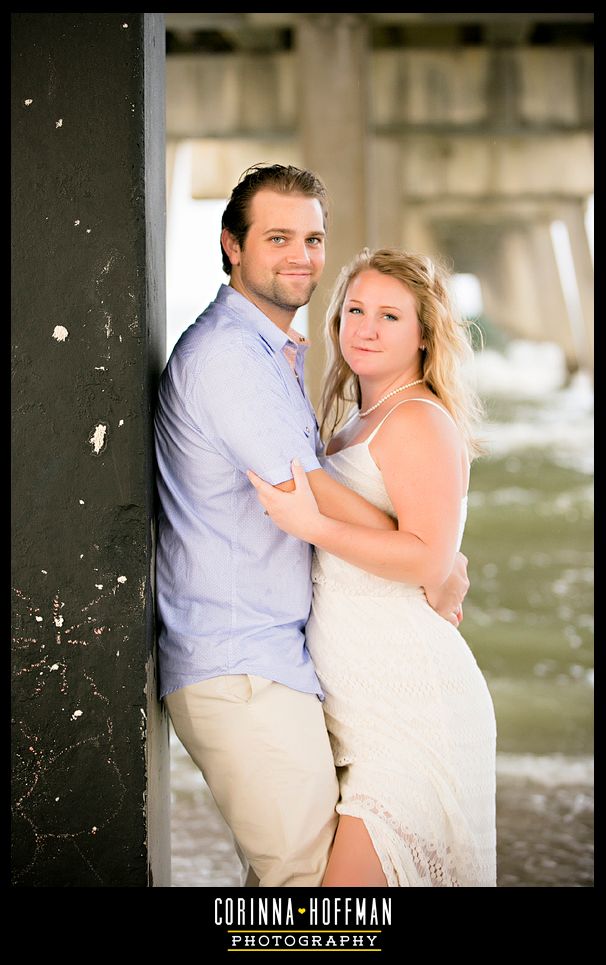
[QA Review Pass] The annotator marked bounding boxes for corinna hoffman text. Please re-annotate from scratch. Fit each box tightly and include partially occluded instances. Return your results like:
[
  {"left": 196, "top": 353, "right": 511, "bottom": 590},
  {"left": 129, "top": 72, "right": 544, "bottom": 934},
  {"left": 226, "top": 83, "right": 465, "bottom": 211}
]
[{"left": 214, "top": 896, "right": 392, "bottom": 926}]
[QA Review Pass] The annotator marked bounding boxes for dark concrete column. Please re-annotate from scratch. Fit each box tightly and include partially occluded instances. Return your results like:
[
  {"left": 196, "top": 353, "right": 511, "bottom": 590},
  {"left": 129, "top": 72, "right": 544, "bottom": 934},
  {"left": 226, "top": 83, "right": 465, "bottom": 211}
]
[{"left": 11, "top": 12, "right": 169, "bottom": 886}]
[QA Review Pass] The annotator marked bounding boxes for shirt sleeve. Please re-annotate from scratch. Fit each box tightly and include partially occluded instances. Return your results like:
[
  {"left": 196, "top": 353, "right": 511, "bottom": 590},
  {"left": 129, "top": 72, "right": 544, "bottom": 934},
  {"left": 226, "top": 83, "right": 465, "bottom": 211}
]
[{"left": 190, "top": 341, "right": 322, "bottom": 485}]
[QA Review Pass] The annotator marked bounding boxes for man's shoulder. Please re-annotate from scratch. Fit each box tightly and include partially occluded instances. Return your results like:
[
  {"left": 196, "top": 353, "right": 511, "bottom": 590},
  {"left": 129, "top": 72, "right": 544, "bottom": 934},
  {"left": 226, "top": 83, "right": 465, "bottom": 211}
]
[
  {"left": 167, "top": 302, "right": 245, "bottom": 367},
  {"left": 165, "top": 312, "right": 275, "bottom": 397}
]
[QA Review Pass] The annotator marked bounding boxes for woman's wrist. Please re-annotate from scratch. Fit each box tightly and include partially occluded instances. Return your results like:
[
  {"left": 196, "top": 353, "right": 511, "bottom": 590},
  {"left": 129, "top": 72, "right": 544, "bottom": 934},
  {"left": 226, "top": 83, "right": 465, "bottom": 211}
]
[{"left": 308, "top": 512, "right": 331, "bottom": 546}]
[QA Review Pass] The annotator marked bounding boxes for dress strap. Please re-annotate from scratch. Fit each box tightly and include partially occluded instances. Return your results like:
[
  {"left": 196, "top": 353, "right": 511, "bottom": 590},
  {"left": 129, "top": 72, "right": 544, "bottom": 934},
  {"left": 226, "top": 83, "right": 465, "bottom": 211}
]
[{"left": 365, "top": 397, "right": 458, "bottom": 445}]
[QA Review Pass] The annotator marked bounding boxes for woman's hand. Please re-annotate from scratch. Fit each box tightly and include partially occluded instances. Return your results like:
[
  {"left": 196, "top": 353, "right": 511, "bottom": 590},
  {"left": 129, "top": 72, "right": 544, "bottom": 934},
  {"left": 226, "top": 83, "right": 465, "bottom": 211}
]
[
  {"left": 424, "top": 551, "right": 469, "bottom": 626},
  {"left": 247, "top": 459, "right": 324, "bottom": 543}
]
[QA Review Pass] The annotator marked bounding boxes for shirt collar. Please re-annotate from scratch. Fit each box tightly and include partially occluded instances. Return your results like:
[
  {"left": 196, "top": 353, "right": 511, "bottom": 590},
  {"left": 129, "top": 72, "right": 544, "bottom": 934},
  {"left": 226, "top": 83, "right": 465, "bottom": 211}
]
[
  {"left": 285, "top": 325, "right": 311, "bottom": 353},
  {"left": 216, "top": 284, "right": 311, "bottom": 353}
]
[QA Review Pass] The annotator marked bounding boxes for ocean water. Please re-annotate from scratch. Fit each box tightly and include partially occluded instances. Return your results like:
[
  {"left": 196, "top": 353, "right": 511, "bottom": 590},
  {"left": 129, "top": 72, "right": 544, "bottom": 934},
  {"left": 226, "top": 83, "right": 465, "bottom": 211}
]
[{"left": 168, "top": 340, "right": 594, "bottom": 888}]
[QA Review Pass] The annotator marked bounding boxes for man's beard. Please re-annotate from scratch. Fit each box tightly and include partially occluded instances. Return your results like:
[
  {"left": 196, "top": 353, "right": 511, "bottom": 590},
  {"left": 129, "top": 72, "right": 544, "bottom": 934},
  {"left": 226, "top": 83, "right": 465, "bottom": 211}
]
[{"left": 250, "top": 274, "right": 318, "bottom": 312}]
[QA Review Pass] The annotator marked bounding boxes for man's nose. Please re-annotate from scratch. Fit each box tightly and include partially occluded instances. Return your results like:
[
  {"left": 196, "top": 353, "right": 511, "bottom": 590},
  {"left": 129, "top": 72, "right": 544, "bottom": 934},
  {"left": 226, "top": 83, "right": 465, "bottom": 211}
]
[{"left": 285, "top": 241, "right": 311, "bottom": 264}]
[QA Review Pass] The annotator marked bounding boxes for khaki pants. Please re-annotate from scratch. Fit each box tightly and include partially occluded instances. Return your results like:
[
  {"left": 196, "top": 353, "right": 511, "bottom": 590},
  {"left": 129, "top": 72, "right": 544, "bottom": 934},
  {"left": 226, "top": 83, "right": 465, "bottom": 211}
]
[{"left": 165, "top": 674, "right": 339, "bottom": 887}]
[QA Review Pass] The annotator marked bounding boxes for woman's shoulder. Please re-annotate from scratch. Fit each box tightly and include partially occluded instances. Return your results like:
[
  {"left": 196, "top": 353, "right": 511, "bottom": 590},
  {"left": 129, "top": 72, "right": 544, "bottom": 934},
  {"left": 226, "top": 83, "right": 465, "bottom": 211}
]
[
  {"left": 370, "top": 394, "right": 468, "bottom": 486},
  {"left": 376, "top": 394, "right": 458, "bottom": 436}
]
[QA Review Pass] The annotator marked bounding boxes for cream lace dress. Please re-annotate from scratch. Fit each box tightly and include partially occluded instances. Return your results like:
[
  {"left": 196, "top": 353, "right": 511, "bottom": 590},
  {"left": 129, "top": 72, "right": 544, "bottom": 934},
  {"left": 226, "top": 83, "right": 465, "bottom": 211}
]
[{"left": 306, "top": 399, "right": 497, "bottom": 887}]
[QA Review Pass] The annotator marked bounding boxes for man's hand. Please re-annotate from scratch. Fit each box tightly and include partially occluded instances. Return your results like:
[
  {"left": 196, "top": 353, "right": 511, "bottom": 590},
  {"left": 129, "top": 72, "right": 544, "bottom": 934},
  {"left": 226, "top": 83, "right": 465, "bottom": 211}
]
[{"left": 424, "top": 552, "right": 469, "bottom": 627}]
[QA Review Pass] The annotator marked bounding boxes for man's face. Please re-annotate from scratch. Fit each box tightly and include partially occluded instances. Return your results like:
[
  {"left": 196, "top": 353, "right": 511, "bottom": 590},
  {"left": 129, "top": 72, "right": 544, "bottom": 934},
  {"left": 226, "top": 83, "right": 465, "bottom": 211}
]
[{"left": 227, "top": 189, "right": 326, "bottom": 320}]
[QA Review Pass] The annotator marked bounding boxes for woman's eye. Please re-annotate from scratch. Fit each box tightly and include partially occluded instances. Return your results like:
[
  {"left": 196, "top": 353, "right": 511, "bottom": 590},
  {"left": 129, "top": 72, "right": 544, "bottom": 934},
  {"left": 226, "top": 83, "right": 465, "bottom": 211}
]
[
  {"left": 348, "top": 307, "right": 362, "bottom": 315},
  {"left": 384, "top": 313, "right": 398, "bottom": 321}
]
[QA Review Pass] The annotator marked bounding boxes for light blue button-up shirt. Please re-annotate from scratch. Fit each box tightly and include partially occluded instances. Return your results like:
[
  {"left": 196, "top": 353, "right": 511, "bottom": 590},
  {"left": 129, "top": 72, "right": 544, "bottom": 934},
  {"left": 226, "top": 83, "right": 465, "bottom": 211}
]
[{"left": 154, "top": 285, "right": 324, "bottom": 700}]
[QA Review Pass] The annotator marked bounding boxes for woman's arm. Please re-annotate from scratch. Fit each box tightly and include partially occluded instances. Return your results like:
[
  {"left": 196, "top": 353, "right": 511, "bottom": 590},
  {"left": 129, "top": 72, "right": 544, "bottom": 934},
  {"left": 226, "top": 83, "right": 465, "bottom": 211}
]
[
  {"left": 276, "top": 469, "right": 397, "bottom": 531},
  {"left": 248, "top": 403, "right": 465, "bottom": 589}
]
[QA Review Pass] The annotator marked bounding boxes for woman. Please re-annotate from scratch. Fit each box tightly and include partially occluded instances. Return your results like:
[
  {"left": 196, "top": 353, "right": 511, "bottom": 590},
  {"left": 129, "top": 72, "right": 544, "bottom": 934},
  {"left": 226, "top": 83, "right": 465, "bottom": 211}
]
[{"left": 248, "top": 248, "right": 497, "bottom": 887}]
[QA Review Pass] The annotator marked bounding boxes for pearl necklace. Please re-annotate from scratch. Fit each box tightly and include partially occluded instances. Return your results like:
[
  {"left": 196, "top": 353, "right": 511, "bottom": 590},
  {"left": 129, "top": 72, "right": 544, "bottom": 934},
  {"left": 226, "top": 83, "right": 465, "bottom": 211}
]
[{"left": 359, "top": 378, "right": 425, "bottom": 417}]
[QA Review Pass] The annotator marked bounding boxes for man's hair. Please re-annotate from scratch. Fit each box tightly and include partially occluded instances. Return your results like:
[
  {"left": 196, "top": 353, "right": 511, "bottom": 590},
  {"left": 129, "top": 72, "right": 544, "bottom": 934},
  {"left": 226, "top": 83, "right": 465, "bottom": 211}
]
[{"left": 220, "top": 163, "right": 329, "bottom": 274}]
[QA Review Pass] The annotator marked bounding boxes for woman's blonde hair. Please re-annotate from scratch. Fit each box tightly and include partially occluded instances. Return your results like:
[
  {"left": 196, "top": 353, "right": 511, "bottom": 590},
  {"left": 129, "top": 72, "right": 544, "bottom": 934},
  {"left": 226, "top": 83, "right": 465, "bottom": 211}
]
[{"left": 319, "top": 247, "right": 484, "bottom": 458}]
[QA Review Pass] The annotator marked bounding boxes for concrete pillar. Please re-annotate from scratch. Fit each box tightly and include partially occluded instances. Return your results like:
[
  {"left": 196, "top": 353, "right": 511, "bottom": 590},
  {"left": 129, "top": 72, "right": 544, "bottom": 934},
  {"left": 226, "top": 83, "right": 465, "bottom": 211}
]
[
  {"left": 476, "top": 226, "right": 555, "bottom": 349},
  {"left": 498, "top": 227, "right": 550, "bottom": 341},
  {"left": 557, "top": 201, "right": 594, "bottom": 371},
  {"left": 11, "top": 12, "right": 170, "bottom": 886},
  {"left": 400, "top": 204, "right": 440, "bottom": 261},
  {"left": 296, "top": 14, "right": 370, "bottom": 408},
  {"left": 369, "top": 137, "right": 403, "bottom": 250},
  {"left": 527, "top": 220, "right": 580, "bottom": 369}
]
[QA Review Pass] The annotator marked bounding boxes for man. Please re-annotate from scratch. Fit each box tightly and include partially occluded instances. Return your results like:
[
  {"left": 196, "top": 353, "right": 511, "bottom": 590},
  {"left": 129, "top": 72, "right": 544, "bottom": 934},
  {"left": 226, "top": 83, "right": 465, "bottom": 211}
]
[{"left": 155, "top": 164, "right": 468, "bottom": 887}]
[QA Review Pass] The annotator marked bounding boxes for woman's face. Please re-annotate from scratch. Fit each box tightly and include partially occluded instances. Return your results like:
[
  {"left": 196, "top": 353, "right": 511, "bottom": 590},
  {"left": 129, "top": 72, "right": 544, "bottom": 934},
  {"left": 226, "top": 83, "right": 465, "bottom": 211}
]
[{"left": 339, "top": 269, "right": 424, "bottom": 382}]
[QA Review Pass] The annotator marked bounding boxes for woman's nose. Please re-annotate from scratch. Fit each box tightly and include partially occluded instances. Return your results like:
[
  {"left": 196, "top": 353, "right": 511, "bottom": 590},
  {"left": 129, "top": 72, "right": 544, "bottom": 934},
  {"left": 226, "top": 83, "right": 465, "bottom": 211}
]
[{"left": 356, "top": 315, "right": 377, "bottom": 338}]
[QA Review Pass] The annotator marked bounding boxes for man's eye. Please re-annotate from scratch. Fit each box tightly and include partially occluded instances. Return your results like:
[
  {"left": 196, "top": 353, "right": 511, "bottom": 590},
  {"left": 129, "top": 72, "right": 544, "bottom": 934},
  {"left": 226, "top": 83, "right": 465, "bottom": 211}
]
[{"left": 307, "top": 237, "right": 323, "bottom": 246}]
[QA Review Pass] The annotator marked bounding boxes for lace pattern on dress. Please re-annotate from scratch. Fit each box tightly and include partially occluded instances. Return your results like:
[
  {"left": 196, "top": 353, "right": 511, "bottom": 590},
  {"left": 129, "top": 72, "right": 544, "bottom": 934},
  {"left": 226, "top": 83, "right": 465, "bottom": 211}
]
[{"left": 339, "top": 793, "right": 465, "bottom": 887}]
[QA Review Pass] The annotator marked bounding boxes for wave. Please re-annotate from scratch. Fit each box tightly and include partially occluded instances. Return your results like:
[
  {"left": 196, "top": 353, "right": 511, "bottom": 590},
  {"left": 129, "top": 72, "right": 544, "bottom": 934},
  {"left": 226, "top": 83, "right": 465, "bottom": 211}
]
[
  {"left": 496, "top": 753, "right": 593, "bottom": 786},
  {"left": 469, "top": 340, "right": 574, "bottom": 397}
]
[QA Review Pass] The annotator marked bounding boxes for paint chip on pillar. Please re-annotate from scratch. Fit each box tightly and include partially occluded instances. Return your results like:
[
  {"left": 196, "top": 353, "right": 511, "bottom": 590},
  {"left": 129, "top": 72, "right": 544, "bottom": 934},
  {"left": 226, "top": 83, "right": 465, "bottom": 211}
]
[{"left": 89, "top": 423, "right": 108, "bottom": 455}]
